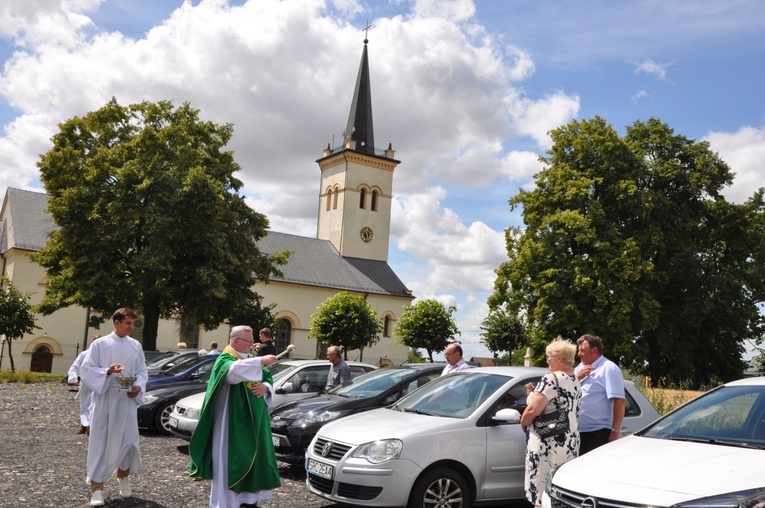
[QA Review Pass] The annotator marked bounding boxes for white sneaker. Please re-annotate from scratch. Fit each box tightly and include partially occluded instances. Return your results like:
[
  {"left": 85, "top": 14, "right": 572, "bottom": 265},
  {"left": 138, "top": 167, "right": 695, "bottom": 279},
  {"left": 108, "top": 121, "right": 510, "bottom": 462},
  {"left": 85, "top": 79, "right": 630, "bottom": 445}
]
[
  {"left": 118, "top": 477, "right": 132, "bottom": 497},
  {"left": 90, "top": 489, "right": 105, "bottom": 507}
]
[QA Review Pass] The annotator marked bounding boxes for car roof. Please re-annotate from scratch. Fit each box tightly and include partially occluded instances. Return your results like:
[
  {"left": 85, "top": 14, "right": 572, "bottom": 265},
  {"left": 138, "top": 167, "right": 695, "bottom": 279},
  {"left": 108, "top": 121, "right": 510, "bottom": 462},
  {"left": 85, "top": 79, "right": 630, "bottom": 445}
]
[
  {"left": 450, "top": 366, "right": 550, "bottom": 377},
  {"left": 274, "top": 359, "right": 376, "bottom": 367},
  {"left": 725, "top": 376, "right": 765, "bottom": 386}
]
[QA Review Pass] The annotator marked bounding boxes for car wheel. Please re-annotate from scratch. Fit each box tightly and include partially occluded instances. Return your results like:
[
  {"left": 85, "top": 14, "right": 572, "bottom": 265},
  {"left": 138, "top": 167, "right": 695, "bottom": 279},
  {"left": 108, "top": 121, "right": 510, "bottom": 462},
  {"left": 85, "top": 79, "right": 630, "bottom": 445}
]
[
  {"left": 154, "top": 400, "right": 176, "bottom": 436},
  {"left": 408, "top": 466, "right": 471, "bottom": 508}
]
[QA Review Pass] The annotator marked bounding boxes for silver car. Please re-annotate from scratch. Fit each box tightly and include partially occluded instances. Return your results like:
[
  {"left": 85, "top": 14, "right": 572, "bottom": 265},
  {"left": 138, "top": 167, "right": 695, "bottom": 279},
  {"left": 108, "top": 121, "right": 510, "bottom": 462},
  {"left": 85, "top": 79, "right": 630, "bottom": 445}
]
[
  {"left": 167, "top": 359, "right": 376, "bottom": 440},
  {"left": 304, "top": 367, "right": 659, "bottom": 508}
]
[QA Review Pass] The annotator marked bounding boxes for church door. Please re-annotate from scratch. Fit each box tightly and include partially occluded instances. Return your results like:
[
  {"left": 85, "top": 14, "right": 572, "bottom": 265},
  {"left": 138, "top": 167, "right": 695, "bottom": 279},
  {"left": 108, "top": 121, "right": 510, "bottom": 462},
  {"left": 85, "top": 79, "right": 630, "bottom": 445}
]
[{"left": 30, "top": 345, "right": 53, "bottom": 373}]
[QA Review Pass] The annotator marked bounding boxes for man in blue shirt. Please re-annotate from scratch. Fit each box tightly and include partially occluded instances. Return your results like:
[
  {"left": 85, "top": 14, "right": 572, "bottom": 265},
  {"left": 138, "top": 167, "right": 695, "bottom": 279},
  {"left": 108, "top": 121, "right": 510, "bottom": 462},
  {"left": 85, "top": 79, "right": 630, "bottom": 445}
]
[{"left": 574, "top": 334, "right": 625, "bottom": 454}]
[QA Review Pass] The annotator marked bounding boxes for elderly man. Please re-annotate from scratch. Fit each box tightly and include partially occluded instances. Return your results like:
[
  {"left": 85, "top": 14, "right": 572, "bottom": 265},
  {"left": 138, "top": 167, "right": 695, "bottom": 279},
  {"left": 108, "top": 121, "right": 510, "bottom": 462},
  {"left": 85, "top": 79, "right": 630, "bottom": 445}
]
[
  {"left": 80, "top": 309, "right": 147, "bottom": 507},
  {"left": 574, "top": 334, "right": 626, "bottom": 454},
  {"left": 189, "top": 325, "right": 280, "bottom": 508},
  {"left": 441, "top": 343, "right": 471, "bottom": 376},
  {"left": 325, "top": 345, "right": 350, "bottom": 390}
]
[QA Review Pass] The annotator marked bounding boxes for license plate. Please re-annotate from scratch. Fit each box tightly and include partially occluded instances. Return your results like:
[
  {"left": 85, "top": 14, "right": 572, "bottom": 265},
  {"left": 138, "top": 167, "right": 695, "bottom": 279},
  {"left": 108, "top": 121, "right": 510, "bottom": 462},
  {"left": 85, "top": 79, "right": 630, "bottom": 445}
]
[
  {"left": 307, "top": 458, "right": 333, "bottom": 480},
  {"left": 168, "top": 417, "right": 178, "bottom": 428},
  {"left": 272, "top": 435, "right": 280, "bottom": 447}
]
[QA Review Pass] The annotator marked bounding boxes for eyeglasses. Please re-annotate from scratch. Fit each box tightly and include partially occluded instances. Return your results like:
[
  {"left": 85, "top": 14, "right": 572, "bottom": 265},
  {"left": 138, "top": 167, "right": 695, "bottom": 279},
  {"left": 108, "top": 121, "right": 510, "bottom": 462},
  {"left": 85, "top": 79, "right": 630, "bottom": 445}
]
[{"left": 236, "top": 337, "right": 254, "bottom": 344}]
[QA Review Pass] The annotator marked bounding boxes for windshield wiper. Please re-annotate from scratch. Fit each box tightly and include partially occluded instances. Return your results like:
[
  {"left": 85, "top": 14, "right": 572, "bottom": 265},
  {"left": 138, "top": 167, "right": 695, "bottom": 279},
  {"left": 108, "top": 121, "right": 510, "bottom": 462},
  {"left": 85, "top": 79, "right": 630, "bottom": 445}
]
[
  {"left": 402, "top": 407, "right": 435, "bottom": 416},
  {"left": 670, "top": 436, "right": 765, "bottom": 449}
]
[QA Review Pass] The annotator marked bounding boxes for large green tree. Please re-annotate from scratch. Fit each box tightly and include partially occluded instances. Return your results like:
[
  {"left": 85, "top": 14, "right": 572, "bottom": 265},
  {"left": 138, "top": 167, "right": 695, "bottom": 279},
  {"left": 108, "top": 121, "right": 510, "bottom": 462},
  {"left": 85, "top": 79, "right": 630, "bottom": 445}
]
[
  {"left": 490, "top": 117, "right": 765, "bottom": 387},
  {"left": 308, "top": 291, "right": 383, "bottom": 358},
  {"left": 0, "top": 278, "right": 39, "bottom": 372},
  {"left": 32, "top": 98, "right": 287, "bottom": 350},
  {"left": 394, "top": 299, "right": 460, "bottom": 362}
]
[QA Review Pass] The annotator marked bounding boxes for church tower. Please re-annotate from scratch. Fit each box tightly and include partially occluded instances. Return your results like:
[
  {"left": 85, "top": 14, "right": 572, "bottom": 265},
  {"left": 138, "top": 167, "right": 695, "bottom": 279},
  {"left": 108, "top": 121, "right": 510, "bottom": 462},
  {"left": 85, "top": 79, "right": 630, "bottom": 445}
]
[{"left": 316, "top": 37, "right": 400, "bottom": 262}]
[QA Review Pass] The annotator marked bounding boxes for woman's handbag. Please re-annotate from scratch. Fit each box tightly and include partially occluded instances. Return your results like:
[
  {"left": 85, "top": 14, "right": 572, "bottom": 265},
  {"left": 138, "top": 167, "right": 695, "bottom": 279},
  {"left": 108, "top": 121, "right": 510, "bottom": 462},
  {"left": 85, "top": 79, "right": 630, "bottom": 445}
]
[{"left": 532, "top": 373, "right": 570, "bottom": 439}]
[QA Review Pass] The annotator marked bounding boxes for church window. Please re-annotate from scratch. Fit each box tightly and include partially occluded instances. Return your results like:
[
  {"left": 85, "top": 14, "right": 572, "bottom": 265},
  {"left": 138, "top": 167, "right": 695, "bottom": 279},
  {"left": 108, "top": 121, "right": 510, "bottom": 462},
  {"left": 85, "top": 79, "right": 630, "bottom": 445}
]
[
  {"left": 275, "top": 319, "right": 292, "bottom": 353},
  {"left": 359, "top": 188, "right": 367, "bottom": 209},
  {"left": 326, "top": 187, "right": 332, "bottom": 211},
  {"left": 383, "top": 315, "right": 392, "bottom": 337},
  {"left": 333, "top": 187, "right": 339, "bottom": 209},
  {"left": 371, "top": 190, "right": 378, "bottom": 211}
]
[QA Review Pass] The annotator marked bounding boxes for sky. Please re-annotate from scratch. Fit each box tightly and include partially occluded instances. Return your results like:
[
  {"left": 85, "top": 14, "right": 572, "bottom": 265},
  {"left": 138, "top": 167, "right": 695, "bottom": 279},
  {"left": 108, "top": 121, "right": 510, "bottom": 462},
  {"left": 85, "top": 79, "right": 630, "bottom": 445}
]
[{"left": 1, "top": 0, "right": 764, "bottom": 362}]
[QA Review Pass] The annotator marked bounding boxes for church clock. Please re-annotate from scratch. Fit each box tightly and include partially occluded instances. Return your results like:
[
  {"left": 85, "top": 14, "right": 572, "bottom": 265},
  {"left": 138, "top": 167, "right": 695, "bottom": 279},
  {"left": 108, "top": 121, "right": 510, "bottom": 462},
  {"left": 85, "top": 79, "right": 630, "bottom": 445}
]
[{"left": 360, "top": 227, "right": 374, "bottom": 242}]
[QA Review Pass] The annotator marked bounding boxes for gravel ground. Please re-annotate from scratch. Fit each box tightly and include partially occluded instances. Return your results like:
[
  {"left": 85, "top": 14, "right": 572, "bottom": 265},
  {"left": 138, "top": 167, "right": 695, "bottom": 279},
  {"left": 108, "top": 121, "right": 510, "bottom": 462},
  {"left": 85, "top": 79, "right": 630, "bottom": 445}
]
[{"left": 0, "top": 382, "right": 342, "bottom": 508}]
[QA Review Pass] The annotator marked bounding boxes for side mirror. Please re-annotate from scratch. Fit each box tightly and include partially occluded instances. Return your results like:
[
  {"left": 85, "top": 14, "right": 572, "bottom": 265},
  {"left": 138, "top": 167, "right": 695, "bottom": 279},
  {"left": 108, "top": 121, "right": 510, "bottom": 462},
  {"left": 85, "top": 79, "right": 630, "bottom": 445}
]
[
  {"left": 492, "top": 408, "right": 522, "bottom": 423},
  {"left": 278, "top": 382, "right": 294, "bottom": 394}
]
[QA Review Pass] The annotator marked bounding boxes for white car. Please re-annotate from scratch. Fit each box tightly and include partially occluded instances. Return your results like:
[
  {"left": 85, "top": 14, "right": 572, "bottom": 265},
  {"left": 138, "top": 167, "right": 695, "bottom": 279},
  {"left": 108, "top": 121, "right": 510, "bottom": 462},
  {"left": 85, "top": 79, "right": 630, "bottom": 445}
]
[
  {"left": 167, "top": 359, "right": 376, "bottom": 440},
  {"left": 304, "top": 367, "right": 659, "bottom": 507},
  {"left": 545, "top": 376, "right": 765, "bottom": 508}
]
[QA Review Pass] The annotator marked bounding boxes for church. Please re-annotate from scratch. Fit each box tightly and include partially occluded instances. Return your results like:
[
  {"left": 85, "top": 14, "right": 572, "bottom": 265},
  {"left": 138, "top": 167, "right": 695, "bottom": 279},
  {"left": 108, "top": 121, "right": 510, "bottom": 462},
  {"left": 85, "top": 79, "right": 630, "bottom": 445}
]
[{"left": 0, "top": 39, "right": 413, "bottom": 374}]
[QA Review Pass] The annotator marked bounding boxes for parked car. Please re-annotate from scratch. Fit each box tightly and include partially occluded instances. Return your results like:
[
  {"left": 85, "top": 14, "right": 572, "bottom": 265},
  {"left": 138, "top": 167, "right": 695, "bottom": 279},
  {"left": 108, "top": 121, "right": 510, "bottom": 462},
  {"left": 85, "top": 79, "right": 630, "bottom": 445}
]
[
  {"left": 167, "top": 359, "right": 376, "bottom": 440},
  {"left": 146, "top": 350, "right": 200, "bottom": 375},
  {"left": 137, "top": 376, "right": 209, "bottom": 435},
  {"left": 146, "top": 355, "right": 216, "bottom": 389},
  {"left": 544, "top": 376, "right": 765, "bottom": 508},
  {"left": 272, "top": 363, "right": 444, "bottom": 464},
  {"left": 304, "top": 367, "right": 660, "bottom": 507}
]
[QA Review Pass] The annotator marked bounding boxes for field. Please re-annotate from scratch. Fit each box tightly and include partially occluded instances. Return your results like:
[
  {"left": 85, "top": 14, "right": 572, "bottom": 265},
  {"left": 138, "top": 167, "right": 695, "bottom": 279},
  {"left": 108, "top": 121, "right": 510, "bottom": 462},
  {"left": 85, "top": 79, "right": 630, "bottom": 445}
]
[{"left": 641, "top": 387, "right": 705, "bottom": 415}]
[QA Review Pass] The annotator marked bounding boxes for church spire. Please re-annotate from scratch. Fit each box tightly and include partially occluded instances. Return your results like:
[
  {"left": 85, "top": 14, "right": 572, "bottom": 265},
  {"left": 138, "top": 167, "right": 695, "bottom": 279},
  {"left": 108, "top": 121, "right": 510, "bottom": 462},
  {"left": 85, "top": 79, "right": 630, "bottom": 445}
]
[{"left": 343, "top": 36, "right": 375, "bottom": 155}]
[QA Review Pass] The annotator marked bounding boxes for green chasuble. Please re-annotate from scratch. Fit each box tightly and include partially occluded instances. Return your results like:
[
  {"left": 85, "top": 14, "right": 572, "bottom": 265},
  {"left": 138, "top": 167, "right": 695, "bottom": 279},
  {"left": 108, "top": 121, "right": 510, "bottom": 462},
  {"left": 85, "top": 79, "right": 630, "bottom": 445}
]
[{"left": 189, "top": 346, "right": 281, "bottom": 493}]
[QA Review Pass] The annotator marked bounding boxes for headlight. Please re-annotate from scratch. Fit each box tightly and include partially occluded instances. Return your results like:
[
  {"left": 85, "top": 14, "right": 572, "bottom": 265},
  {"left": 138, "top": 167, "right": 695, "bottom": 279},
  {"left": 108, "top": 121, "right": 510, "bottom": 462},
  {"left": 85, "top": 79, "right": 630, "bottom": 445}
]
[
  {"left": 184, "top": 408, "right": 201, "bottom": 419},
  {"left": 675, "top": 488, "right": 765, "bottom": 508},
  {"left": 295, "top": 410, "right": 344, "bottom": 426},
  {"left": 144, "top": 394, "right": 159, "bottom": 404},
  {"left": 352, "top": 439, "right": 402, "bottom": 464}
]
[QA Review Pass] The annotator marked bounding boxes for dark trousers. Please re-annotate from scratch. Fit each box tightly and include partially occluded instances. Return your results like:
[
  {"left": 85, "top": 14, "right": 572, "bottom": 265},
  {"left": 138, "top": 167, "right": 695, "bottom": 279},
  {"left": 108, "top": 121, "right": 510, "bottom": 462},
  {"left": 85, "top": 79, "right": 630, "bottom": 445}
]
[{"left": 579, "top": 428, "right": 611, "bottom": 455}]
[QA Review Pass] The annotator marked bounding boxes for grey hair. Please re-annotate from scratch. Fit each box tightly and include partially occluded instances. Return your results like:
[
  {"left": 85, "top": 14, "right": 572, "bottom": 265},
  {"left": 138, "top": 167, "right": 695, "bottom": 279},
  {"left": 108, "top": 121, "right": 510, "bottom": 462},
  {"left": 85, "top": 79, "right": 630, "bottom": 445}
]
[
  {"left": 229, "top": 325, "right": 253, "bottom": 340},
  {"left": 327, "top": 345, "right": 342, "bottom": 357}
]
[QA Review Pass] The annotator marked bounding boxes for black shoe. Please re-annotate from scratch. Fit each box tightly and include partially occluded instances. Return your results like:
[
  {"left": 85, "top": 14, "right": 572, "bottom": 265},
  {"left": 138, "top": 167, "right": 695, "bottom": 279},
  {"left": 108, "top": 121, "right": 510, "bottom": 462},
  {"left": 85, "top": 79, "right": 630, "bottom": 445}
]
[{"left": 240, "top": 504, "right": 259, "bottom": 508}]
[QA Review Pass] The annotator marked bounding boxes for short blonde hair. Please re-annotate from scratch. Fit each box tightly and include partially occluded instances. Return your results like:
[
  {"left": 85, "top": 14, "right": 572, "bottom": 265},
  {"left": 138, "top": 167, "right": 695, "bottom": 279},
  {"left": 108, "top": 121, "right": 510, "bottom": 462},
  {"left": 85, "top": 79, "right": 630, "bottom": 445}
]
[{"left": 546, "top": 336, "right": 577, "bottom": 366}]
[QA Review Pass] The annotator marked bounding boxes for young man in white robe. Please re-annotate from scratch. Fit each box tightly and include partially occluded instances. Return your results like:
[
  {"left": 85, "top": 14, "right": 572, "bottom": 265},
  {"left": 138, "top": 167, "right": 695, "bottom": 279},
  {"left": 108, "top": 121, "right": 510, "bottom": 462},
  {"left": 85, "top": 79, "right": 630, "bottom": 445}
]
[
  {"left": 67, "top": 334, "right": 100, "bottom": 434},
  {"left": 80, "top": 308, "right": 148, "bottom": 507}
]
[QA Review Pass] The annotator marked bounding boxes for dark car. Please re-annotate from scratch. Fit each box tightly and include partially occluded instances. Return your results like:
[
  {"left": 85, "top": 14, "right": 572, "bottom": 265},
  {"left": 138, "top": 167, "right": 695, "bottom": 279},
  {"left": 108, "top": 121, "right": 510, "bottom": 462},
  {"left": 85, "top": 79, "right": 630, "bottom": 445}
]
[
  {"left": 146, "top": 355, "right": 216, "bottom": 389},
  {"left": 270, "top": 363, "right": 443, "bottom": 464},
  {"left": 137, "top": 376, "right": 210, "bottom": 435},
  {"left": 146, "top": 350, "right": 200, "bottom": 376}
]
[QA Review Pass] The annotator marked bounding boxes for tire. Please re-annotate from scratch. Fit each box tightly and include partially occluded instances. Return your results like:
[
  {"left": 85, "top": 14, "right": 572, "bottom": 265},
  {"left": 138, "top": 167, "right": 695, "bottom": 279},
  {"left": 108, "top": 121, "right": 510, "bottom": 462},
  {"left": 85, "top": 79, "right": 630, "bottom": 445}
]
[
  {"left": 408, "top": 466, "right": 471, "bottom": 508},
  {"left": 154, "top": 400, "right": 177, "bottom": 436}
]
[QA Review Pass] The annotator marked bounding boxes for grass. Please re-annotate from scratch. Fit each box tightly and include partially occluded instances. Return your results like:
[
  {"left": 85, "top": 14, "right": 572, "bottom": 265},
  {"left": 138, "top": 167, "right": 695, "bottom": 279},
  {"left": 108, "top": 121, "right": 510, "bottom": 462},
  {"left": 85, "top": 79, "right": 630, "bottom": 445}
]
[
  {"left": 640, "top": 387, "right": 705, "bottom": 415},
  {"left": 0, "top": 370, "right": 64, "bottom": 384}
]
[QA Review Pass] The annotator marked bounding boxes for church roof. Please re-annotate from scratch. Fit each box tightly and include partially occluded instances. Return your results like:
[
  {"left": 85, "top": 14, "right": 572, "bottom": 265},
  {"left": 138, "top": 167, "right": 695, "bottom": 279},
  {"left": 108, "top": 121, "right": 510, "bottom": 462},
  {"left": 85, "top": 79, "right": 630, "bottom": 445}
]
[
  {"left": 258, "top": 231, "right": 412, "bottom": 297},
  {"left": 343, "top": 38, "right": 375, "bottom": 156},
  {"left": 0, "top": 188, "right": 55, "bottom": 253},
  {"left": 1, "top": 188, "right": 412, "bottom": 298}
]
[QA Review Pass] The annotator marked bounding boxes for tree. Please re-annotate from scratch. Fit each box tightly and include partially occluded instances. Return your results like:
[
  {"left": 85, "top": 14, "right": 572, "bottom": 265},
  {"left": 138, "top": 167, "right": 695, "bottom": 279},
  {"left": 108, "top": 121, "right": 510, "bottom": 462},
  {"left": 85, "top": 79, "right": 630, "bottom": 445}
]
[
  {"left": 394, "top": 299, "right": 460, "bottom": 362},
  {"left": 31, "top": 98, "right": 288, "bottom": 350},
  {"left": 490, "top": 116, "right": 765, "bottom": 387},
  {"left": 479, "top": 306, "right": 528, "bottom": 357},
  {"left": 308, "top": 292, "right": 383, "bottom": 358},
  {"left": 0, "top": 278, "right": 39, "bottom": 372}
]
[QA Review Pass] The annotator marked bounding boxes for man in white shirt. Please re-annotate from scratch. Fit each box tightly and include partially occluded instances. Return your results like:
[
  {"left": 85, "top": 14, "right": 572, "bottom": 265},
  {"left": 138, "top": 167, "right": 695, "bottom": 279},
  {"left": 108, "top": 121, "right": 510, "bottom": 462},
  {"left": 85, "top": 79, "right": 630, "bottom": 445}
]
[{"left": 441, "top": 343, "right": 471, "bottom": 376}]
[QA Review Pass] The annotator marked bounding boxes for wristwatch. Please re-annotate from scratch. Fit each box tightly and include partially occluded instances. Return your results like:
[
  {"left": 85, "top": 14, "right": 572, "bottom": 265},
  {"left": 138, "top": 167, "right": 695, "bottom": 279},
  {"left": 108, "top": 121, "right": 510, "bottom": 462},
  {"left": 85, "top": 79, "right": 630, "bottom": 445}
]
[{"left": 611, "top": 427, "right": 620, "bottom": 433}]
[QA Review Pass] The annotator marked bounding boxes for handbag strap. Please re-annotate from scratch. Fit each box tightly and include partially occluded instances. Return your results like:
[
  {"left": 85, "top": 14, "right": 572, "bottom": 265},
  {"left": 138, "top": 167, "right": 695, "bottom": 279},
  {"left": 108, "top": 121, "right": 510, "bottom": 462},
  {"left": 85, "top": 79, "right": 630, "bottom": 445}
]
[{"left": 549, "top": 372, "right": 569, "bottom": 412}]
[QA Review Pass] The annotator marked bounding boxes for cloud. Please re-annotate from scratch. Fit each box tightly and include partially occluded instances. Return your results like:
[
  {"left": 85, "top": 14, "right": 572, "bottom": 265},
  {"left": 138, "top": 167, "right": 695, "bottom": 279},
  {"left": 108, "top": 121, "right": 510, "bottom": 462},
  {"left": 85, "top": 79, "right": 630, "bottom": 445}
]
[
  {"left": 706, "top": 125, "right": 765, "bottom": 204},
  {"left": 630, "top": 58, "right": 674, "bottom": 80}
]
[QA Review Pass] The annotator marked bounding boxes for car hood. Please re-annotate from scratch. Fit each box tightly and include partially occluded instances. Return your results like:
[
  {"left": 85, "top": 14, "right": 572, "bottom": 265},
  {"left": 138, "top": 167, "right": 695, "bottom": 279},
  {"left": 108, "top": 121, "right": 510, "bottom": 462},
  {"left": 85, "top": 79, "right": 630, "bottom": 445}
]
[
  {"left": 552, "top": 435, "right": 765, "bottom": 504},
  {"left": 271, "top": 394, "right": 370, "bottom": 417},
  {"left": 315, "top": 407, "right": 448, "bottom": 445},
  {"left": 176, "top": 391, "right": 206, "bottom": 408}
]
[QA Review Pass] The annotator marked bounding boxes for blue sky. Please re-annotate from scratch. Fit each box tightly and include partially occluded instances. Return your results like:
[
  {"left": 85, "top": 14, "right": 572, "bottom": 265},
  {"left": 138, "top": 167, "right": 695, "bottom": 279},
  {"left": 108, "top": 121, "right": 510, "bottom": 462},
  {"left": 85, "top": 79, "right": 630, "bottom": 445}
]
[{"left": 1, "top": 0, "right": 763, "bottom": 361}]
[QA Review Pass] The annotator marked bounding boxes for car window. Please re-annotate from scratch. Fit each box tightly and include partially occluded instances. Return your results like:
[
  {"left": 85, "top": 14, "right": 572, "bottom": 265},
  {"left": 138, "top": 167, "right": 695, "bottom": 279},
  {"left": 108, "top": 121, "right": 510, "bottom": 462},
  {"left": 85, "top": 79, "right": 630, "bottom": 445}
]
[
  {"left": 399, "top": 372, "right": 439, "bottom": 399},
  {"left": 164, "top": 356, "right": 203, "bottom": 375},
  {"left": 625, "top": 389, "right": 641, "bottom": 417},
  {"left": 642, "top": 385, "right": 765, "bottom": 446},
  {"left": 269, "top": 363, "right": 296, "bottom": 381},
  {"left": 146, "top": 351, "right": 176, "bottom": 367},
  {"left": 299, "top": 366, "right": 330, "bottom": 393},
  {"left": 495, "top": 376, "right": 542, "bottom": 413},
  {"left": 333, "top": 368, "right": 421, "bottom": 398},
  {"left": 395, "top": 372, "right": 510, "bottom": 418},
  {"left": 350, "top": 366, "right": 374, "bottom": 378}
]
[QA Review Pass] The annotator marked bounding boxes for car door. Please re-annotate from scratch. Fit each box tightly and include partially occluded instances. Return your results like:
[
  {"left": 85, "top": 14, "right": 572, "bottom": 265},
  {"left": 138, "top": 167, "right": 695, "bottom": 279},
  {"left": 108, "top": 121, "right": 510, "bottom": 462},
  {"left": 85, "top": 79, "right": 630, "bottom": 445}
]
[{"left": 482, "top": 375, "right": 542, "bottom": 501}]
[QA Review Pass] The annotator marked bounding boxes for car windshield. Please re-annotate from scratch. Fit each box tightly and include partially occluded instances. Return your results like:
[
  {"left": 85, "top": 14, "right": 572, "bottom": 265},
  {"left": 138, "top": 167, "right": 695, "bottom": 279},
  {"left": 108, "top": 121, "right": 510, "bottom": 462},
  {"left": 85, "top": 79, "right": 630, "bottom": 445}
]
[
  {"left": 164, "top": 356, "right": 204, "bottom": 375},
  {"left": 269, "top": 363, "right": 297, "bottom": 382},
  {"left": 146, "top": 351, "right": 176, "bottom": 367},
  {"left": 391, "top": 372, "right": 511, "bottom": 418},
  {"left": 640, "top": 384, "right": 765, "bottom": 448},
  {"left": 332, "top": 367, "right": 421, "bottom": 398}
]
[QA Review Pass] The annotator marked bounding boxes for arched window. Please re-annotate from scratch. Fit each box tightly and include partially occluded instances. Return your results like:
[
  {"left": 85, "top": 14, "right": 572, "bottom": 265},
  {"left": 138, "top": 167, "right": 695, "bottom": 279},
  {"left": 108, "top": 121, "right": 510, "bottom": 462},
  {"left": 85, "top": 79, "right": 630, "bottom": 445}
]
[
  {"left": 275, "top": 319, "right": 292, "bottom": 354},
  {"left": 326, "top": 187, "right": 332, "bottom": 211},
  {"left": 333, "top": 187, "right": 339, "bottom": 209},
  {"left": 371, "top": 190, "right": 379, "bottom": 211},
  {"left": 383, "top": 315, "right": 392, "bottom": 337},
  {"left": 359, "top": 188, "right": 367, "bottom": 209}
]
